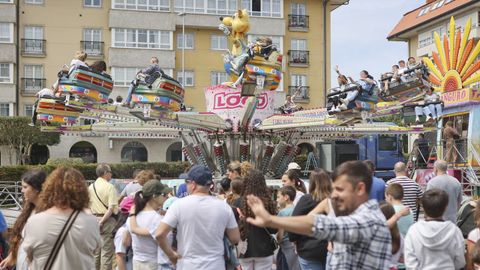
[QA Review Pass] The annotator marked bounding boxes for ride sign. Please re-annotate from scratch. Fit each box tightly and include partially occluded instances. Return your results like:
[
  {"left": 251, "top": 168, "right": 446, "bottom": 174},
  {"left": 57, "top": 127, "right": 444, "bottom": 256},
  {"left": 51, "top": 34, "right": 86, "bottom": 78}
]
[
  {"left": 205, "top": 85, "right": 276, "bottom": 130},
  {"left": 441, "top": 88, "right": 480, "bottom": 108}
]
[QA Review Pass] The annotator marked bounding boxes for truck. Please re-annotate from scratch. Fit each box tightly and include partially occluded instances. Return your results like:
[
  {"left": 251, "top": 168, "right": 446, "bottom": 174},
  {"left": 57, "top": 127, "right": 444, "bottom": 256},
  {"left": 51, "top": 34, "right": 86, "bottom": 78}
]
[{"left": 316, "top": 134, "right": 404, "bottom": 180}]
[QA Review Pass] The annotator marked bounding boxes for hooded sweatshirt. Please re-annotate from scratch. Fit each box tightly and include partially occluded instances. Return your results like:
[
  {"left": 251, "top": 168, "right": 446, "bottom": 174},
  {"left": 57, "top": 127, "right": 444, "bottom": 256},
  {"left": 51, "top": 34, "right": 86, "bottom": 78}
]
[{"left": 404, "top": 220, "right": 465, "bottom": 270}]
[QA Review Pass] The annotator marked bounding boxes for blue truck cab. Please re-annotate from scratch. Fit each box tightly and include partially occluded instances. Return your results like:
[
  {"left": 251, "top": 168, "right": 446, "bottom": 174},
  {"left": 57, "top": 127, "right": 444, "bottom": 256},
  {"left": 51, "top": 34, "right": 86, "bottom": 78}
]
[{"left": 316, "top": 133, "right": 403, "bottom": 181}]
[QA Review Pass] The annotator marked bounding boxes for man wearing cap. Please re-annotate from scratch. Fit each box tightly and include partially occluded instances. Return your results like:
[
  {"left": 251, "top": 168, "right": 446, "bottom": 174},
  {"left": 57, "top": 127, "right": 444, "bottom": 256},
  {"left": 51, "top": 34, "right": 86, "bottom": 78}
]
[{"left": 155, "top": 165, "right": 241, "bottom": 270}]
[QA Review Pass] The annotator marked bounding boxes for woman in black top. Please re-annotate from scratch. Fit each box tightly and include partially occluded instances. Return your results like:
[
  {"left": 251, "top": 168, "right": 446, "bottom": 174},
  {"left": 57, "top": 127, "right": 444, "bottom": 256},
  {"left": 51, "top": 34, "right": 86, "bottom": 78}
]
[
  {"left": 237, "top": 169, "right": 277, "bottom": 270},
  {"left": 289, "top": 169, "right": 332, "bottom": 270}
]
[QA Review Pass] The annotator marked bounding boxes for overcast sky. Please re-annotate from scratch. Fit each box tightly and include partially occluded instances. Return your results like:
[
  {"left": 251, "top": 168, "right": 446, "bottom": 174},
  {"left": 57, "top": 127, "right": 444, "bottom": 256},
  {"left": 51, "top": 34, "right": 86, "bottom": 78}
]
[{"left": 330, "top": 0, "right": 425, "bottom": 86}]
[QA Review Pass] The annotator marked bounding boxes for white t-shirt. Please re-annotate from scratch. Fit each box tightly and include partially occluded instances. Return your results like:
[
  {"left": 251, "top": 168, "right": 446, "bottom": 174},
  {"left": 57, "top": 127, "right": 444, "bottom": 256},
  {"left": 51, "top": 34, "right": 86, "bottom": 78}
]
[
  {"left": 114, "top": 225, "right": 128, "bottom": 254},
  {"left": 161, "top": 195, "right": 238, "bottom": 270},
  {"left": 127, "top": 210, "right": 162, "bottom": 263},
  {"left": 36, "top": 88, "right": 54, "bottom": 98},
  {"left": 293, "top": 191, "right": 305, "bottom": 206},
  {"left": 468, "top": 228, "right": 480, "bottom": 244}
]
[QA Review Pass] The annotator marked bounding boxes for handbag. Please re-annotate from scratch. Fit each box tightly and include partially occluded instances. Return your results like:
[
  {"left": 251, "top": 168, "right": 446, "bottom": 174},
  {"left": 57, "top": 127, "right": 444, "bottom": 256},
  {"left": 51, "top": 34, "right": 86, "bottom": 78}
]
[
  {"left": 44, "top": 210, "right": 80, "bottom": 270},
  {"left": 93, "top": 183, "right": 118, "bottom": 220},
  {"left": 264, "top": 228, "right": 279, "bottom": 251}
]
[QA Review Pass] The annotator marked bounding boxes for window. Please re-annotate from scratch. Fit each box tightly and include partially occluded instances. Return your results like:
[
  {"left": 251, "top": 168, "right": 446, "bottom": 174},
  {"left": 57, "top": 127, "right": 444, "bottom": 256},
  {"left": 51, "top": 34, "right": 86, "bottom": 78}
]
[
  {"left": 177, "top": 71, "right": 194, "bottom": 86},
  {"left": 83, "top": 29, "right": 102, "bottom": 55},
  {"left": 24, "top": 65, "right": 44, "bottom": 92},
  {"left": 210, "top": 35, "right": 227, "bottom": 50},
  {"left": 0, "top": 63, "right": 12, "bottom": 83},
  {"left": 378, "top": 135, "right": 398, "bottom": 151},
  {"left": 175, "top": 0, "right": 237, "bottom": 14},
  {"left": 0, "top": 103, "right": 9, "bottom": 116},
  {"left": 290, "top": 74, "right": 306, "bottom": 86},
  {"left": 248, "top": 35, "right": 282, "bottom": 53},
  {"left": 25, "top": 0, "right": 43, "bottom": 4},
  {"left": 0, "top": 23, "right": 13, "bottom": 43},
  {"left": 25, "top": 105, "right": 34, "bottom": 117},
  {"left": 113, "top": 28, "right": 172, "bottom": 49},
  {"left": 111, "top": 67, "right": 141, "bottom": 86},
  {"left": 241, "top": 0, "right": 281, "bottom": 17},
  {"left": 291, "top": 39, "right": 306, "bottom": 50},
  {"left": 211, "top": 71, "right": 228, "bottom": 85},
  {"left": 290, "top": 3, "right": 305, "bottom": 15},
  {"left": 177, "top": 33, "right": 194, "bottom": 49},
  {"left": 84, "top": 0, "right": 101, "bottom": 7},
  {"left": 0, "top": 0, "right": 13, "bottom": 3},
  {"left": 113, "top": 0, "right": 170, "bottom": 11}
]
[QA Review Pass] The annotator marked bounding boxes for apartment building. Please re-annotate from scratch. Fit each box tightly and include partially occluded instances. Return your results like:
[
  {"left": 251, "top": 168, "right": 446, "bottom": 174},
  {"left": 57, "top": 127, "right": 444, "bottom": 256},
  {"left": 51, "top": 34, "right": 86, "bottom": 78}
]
[{"left": 0, "top": 0, "right": 346, "bottom": 165}]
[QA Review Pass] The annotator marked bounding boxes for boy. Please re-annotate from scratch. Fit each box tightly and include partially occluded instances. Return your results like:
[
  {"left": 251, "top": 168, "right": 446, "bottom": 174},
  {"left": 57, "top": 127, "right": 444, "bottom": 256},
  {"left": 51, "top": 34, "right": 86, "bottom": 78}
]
[
  {"left": 277, "top": 186, "right": 301, "bottom": 270},
  {"left": 404, "top": 189, "right": 465, "bottom": 270},
  {"left": 385, "top": 183, "right": 414, "bottom": 237}
]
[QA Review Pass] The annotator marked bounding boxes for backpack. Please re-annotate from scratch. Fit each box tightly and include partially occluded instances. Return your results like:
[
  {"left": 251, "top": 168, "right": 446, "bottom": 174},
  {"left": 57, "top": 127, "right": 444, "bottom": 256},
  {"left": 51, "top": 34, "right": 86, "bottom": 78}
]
[{"left": 457, "top": 198, "right": 476, "bottom": 238}]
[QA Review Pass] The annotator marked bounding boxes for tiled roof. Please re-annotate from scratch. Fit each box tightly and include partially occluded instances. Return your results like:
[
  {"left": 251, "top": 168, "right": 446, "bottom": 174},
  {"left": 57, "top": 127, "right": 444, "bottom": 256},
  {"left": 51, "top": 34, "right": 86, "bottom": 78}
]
[{"left": 388, "top": 0, "right": 476, "bottom": 40}]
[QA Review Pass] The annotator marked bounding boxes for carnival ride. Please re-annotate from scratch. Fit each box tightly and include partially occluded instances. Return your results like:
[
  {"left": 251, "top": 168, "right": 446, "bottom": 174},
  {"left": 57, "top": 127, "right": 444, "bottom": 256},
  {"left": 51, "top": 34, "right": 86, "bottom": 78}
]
[{"left": 36, "top": 14, "right": 480, "bottom": 180}]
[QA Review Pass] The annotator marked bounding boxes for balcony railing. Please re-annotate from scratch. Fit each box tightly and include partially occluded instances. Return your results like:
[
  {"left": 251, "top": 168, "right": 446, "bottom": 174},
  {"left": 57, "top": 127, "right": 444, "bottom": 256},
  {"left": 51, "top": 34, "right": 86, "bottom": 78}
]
[
  {"left": 288, "top": 15, "right": 309, "bottom": 29},
  {"left": 288, "top": 86, "right": 310, "bottom": 102},
  {"left": 288, "top": 50, "right": 309, "bottom": 66},
  {"left": 81, "top": 41, "right": 104, "bottom": 57},
  {"left": 21, "top": 39, "right": 46, "bottom": 56},
  {"left": 21, "top": 78, "right": 45, "bottom": 95}
]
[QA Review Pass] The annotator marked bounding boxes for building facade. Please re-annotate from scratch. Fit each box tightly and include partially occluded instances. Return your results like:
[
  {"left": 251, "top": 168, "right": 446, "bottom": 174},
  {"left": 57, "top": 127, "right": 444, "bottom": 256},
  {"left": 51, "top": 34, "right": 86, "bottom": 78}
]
[{"left": 0, "top": 0, "right": 346, "bottom": 165}]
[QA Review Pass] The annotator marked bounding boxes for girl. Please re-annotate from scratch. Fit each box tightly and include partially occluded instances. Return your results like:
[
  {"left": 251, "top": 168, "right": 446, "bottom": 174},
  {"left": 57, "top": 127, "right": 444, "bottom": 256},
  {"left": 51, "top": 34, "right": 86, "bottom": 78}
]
[
  {"left": 281, "top": 170, "right": 307, "bottom": 205},
  {"left": 128, "top": 180, "right": 173, "bottom": 270},
  {"left": 0, "top": 170, "right": 47, "bottom": 270}
]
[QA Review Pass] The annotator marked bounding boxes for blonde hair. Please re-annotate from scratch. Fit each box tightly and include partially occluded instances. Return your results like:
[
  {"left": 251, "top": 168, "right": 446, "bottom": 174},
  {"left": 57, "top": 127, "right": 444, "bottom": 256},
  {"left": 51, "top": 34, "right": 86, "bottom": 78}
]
[
  {"left": 75, "top": 50, "right": 88, "bottom": 61},
  {"left": 135, "top": 170, "right": 155, "bottom": 186}
]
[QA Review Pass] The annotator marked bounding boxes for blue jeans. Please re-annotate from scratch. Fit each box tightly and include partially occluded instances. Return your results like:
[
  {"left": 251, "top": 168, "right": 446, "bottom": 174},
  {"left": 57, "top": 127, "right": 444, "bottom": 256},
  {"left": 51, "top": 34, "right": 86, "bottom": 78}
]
[
  {"left": 125, "top": 80, "right": 137, "bottom": 104},
  {"left": 298, "top": 257, "right": 325, "bottom": 270}
]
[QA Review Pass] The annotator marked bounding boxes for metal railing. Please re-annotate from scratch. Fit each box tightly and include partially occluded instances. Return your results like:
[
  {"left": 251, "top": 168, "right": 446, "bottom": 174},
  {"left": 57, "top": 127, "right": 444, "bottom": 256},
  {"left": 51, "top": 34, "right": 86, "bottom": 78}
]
[
  {"left": 21, "top": 78, "right": 45, "bottom": 94},
  {"left": 0, "top": 182, "right": 23, "bottom": 210},
  {"left": 288, "top": 50, "right": 309, "bottom": 65},
  {"left": 81, "top": 41, "right": 104, "bottom": 57},
  {"left": 288, "top": 86, "right": 310, "bottom": 101},
  {"left": 21, "top": 39, "right": 46, "bottom": 55},
  {"left": 288, "top": 14, "right": 309, "bottom": 29}
]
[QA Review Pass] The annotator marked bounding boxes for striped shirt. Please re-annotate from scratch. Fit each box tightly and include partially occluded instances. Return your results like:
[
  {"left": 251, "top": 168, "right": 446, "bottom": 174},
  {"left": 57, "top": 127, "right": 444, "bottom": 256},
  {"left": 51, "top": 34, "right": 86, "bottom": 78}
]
[
  {"left": 313, "top": 200, "right": 392, "bottom": 270},
  {"left": 387, "top": 176, "right": 424, "bottom": 220}
]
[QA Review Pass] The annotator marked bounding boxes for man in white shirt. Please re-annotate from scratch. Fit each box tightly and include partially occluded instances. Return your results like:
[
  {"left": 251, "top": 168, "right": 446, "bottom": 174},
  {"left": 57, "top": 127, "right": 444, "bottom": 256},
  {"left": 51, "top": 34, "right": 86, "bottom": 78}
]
[
  {"left": 30, "top": 87, "right": 56, "bottom": 126},
  {"left": 155, "top": 165, "right": 240, "bottom": 270}
]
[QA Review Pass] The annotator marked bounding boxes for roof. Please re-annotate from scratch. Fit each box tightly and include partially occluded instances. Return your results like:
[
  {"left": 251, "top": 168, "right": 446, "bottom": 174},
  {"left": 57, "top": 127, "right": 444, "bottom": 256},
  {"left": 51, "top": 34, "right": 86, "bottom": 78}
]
[{"left": 388, "top": 0, "right": 477, "bottom": 40}]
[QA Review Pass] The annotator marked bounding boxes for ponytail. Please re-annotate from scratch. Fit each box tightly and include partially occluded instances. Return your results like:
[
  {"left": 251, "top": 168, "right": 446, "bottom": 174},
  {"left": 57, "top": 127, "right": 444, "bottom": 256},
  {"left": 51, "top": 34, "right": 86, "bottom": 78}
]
[
  {"left": 285, "top": 170, "right": 307, "bottom": 194},
  {"left": 134, "top": 191, "right": 148, "bottom": 215}
]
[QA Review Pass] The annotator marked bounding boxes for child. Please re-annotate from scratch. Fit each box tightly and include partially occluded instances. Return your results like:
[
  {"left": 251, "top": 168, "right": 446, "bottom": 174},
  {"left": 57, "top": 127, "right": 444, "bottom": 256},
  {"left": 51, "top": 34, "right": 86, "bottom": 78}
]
[
  {"left": 69, "top": 50, "right": 88, "bottom": 72},
  {"left": 465, "top": 202, "right": 480, "bottom": 270},
  {"left": 380, "top": 202, "right": 404, "bottom": 270},
  {"left": 404, "top": 189, "right": 465, "bottom": 270},
  {"left": 385, "top": 183, "right": 414, "bottom": 237},
  {"left": 276, "top": 186, "right": 301, "bottom": 270}
]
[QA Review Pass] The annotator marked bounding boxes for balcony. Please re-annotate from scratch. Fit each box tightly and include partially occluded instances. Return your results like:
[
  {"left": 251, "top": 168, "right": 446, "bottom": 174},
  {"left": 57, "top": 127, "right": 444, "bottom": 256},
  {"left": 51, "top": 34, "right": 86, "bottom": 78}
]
[
  {"left": 288, "top": 50, "right": 309, "bottom": 67},
  {"left": 21, "top": 39, "right": 46, "bottom": 56},
  {"left": 288, "top": 86, "right": 310, "bottom": 103},
  {"left": 21, "top": 78, "right": 45, "bottom": 96},
  {"left": 288, "top": 15, "right": 309, "bottom": 31},
  {"left": 81, "top": 41, "right": 104, "bottom": 57}
]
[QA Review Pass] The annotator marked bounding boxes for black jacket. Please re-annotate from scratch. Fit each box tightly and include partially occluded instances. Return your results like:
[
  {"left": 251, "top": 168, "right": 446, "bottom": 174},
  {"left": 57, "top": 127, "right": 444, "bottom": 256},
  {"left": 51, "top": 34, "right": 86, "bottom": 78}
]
[{"left": 289, "top": 194, "right": 328, "bottom": 263}]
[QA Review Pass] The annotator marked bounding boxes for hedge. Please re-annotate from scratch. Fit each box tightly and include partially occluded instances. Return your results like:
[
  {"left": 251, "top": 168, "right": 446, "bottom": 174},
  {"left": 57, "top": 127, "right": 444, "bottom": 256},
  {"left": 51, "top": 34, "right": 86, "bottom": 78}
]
[{"left": 0, "top": 161, "right": 190, "bottom": 183}]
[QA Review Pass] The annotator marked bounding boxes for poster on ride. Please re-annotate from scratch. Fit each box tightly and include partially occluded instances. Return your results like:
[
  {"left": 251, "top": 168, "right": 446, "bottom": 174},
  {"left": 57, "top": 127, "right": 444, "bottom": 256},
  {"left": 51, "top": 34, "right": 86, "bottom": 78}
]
[
  {"left": 416, "top": 169, "right": 461, "bottom": 189},
  {"left": 204, "top": 85, "right": 276, "bottom": 131},
  {"left": 468, "top": 106, "right": 480, "bottom": 166}
]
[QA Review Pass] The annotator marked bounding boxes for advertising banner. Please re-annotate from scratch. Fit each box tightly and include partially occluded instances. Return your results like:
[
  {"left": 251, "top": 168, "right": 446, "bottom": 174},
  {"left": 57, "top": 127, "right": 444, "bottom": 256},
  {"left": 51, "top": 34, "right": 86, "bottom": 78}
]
[{"left": 205, "top": 85, "right": 276, "bottom": 130}]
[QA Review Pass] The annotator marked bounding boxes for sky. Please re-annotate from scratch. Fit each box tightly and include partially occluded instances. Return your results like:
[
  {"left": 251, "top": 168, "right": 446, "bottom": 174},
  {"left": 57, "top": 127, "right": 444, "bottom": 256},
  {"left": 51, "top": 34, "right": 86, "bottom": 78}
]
[{"left": 330, "top": 0, "right": 425, "bottom": 86}]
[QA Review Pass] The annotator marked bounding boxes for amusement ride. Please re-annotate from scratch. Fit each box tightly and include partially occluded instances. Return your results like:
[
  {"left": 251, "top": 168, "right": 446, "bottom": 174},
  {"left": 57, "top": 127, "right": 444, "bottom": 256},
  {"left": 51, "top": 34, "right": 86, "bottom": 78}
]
[{"left": 32, "top": 14, "right": 480, "bottom": 187}]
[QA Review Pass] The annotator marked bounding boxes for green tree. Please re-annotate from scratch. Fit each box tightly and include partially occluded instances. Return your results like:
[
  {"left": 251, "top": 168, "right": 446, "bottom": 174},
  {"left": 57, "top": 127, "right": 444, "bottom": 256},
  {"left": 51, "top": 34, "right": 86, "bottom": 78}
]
[{"left": 0, "top": 117, "right": 60, "bottom": 165}]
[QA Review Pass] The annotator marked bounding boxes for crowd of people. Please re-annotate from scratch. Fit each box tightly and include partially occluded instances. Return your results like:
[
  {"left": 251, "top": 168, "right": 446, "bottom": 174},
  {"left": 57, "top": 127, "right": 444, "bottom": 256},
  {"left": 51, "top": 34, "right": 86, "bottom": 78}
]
[{"left": 0, "top": 157, "right": 478, "bottom": 270}]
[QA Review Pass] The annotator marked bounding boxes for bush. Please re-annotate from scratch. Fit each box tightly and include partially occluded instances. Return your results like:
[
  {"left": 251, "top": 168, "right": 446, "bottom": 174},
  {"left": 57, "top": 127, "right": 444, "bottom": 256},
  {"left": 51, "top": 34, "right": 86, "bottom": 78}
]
[
  {"left": 0, "top": 161, "right": 189, "bottom": 183},
  {"left": 46, "top": 158, "right": 85, "bottom": 166}
]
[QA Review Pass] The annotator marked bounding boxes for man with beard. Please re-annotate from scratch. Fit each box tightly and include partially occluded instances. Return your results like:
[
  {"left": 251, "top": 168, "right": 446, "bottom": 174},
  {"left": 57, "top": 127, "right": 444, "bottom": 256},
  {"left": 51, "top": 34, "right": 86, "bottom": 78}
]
[{"left": 244, "top": 161, "right": 392, "bottom": 269}]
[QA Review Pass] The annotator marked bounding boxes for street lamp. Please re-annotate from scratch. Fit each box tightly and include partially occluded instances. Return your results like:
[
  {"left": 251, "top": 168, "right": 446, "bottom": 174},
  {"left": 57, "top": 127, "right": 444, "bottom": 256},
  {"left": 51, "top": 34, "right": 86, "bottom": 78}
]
[{"left": 178, "top": 12, "right": 186, "bottom": 88}]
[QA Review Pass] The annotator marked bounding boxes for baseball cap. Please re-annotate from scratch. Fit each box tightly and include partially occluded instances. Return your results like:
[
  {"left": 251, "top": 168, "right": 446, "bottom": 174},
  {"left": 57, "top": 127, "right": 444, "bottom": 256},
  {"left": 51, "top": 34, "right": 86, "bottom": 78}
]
[
  {"left": 186, "top": 165, "right": 213, "bottom": 186},
  {"left": 176, "top": 183, "right": 188, "bottom": 198},
  {"left": 287, "top": 162, "right": 301, "bottom": 171},
  {"left": 142, "top": 180, "right": 172, "bottom": 197}
]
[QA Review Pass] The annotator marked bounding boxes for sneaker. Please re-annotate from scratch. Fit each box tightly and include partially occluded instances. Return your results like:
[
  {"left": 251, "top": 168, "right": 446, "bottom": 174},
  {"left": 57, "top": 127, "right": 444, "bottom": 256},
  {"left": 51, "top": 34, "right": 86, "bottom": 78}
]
[
  {"left": 28, "top": 123, "right": 35, "bottom": 127},
  {"left": 426, "top": 116, "right": 433, "bottom": 122},
  {"left": 339, "top": 104, "right": 348, "bottom": 111},
  {"left": 340, "top": 98, "right": 348, "bottom": 105},
  {"left": 415, "top": 117, "right": 420, "bottom": 123}
]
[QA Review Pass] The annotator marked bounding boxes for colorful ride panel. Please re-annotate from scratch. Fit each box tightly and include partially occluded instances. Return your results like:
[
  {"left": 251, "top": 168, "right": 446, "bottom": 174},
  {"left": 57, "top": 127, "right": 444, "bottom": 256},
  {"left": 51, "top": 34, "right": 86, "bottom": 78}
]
[
  {"left": 131, "top": 75, "right": 185, "bottom": 112},
  {"left": 58, "top": 67, "right": 113, "bottom": 102}
]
